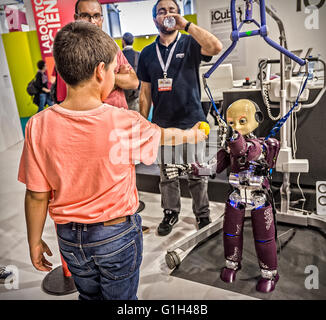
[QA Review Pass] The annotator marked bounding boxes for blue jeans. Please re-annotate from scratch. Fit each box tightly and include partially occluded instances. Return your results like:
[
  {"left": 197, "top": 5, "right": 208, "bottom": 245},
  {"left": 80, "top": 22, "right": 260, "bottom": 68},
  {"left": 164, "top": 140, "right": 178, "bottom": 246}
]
[
  {"left": 38, "top": 93, "right": 53, "bottom": 112},
  {"left": 56, "top": 213, "right": 143, "bottom": 300}
]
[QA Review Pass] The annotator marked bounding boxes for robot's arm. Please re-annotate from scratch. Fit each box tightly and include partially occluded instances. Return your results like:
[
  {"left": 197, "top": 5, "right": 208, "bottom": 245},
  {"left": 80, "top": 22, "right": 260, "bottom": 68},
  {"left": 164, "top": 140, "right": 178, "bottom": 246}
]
[
  {"left": 228, "top": 132, "right": 262, "bottom": 164},
  {"left": 262, "top": 137, "right": 280, "bottom": 169},
  {"left": 192, "top": 148, "right": 230, "bottom": 177},
  {"left": 162, "top": 149, "right": 230, "bottom": 180}
]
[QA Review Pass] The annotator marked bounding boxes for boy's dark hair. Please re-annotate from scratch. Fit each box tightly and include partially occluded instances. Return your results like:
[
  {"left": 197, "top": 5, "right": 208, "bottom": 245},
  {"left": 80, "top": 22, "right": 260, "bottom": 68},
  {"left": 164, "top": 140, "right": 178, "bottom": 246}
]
[
  {"left": 75, "top": 0, "right": 102, "bottom": 14},
  {"left": 37, "top": 60, "right": 45, "bottom": 70},
  {"left": 53, "top": 21, "right": 118, "bottom": 86},
  {"left": 152, "top": 0, "right": 181, "bottom": 19}
]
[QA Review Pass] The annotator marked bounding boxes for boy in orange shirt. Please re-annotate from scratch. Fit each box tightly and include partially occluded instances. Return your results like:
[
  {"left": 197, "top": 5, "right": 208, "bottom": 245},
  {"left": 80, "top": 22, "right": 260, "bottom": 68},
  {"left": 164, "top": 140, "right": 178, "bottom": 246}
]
[{"left": 18, "top": 21, "right": 206, "bottom": 300}]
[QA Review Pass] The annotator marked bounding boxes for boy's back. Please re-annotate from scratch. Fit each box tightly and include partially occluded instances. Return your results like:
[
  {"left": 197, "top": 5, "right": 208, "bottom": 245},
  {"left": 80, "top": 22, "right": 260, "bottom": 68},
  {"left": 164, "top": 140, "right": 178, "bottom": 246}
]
[{"left": 19, "top": 103, "right": 160, "bottom": 224}]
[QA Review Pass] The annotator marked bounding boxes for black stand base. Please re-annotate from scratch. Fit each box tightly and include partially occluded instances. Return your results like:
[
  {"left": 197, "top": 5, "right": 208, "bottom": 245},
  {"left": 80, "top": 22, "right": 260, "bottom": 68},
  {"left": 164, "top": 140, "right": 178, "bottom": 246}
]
[
  {"left": 42, "top": 266, "right": 77, "bottom": 296},
  {"left": 137, "top": 200, "right": 145, "bottom": 213}
]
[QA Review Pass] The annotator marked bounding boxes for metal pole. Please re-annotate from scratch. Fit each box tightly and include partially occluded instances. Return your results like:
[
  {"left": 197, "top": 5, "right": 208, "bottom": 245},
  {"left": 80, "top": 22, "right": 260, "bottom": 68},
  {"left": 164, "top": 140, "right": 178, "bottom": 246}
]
[{"left": 279, "top": 35, "right": 291, "bottom": 214}]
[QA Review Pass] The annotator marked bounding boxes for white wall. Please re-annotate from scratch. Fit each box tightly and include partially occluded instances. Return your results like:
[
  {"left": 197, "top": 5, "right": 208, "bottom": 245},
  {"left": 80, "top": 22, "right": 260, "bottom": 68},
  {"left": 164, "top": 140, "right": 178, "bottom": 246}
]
[
  {"left": 23, "top": 0, "right": 36, "bottom": 31},
  {"left": 196, "top": 0, "right": 326, "bottom": 80},
  {"left": 0, "top": 36, "right": 23, "bottom": 152}
]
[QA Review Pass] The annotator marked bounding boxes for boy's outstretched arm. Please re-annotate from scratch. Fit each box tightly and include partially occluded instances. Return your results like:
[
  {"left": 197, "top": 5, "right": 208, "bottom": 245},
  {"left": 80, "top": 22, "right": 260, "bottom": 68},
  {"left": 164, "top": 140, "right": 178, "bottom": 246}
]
[
  {"left": 161, "top": 122, "right": 207, "bottom": 146},
  {"left": 25, "top": 190, "right": 53, "bottom": 272}
]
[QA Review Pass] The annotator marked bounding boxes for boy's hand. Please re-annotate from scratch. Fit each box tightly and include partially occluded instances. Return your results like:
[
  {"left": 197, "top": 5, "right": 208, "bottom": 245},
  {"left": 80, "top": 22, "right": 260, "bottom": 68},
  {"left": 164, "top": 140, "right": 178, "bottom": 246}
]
[
  {"left": 186, "top": 122, "right": 208, "bottom": 144},
  {"left": 29, "top": 239, "right": 53, "bottom": 272}
]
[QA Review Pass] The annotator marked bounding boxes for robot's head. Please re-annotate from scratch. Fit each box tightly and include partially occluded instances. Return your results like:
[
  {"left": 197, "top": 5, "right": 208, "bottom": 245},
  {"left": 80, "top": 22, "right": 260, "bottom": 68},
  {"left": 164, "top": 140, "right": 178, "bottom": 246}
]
[{"left": 226, "top": 99, "right": 264, "bottom": 136}]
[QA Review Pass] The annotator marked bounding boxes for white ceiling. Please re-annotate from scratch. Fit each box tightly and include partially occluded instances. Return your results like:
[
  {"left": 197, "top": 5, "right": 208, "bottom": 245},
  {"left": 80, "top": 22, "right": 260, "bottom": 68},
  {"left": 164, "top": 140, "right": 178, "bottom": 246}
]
[{"left": 0, "top": 0, "right": 22, "bottom": 5}]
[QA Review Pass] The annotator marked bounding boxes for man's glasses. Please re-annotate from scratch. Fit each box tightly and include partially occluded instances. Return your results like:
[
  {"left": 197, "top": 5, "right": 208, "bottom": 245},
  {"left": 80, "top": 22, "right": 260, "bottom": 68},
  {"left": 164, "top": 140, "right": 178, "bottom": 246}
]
[
  {"left": 156, "top": 8, "right": 178, "bottom": 16},
  {"left": 76, "top": 12, "right": 103, "bottom": 22}
]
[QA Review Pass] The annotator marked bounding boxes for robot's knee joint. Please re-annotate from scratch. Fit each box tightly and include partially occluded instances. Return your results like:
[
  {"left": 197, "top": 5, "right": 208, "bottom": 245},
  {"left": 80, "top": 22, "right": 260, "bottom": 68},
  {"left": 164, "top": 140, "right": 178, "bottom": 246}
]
[
  {"left": 255, "top": 239, "right": 272, "bottom": 243},
  {"left": 225, "top": 233, "right": 238, "bottom": 238}
]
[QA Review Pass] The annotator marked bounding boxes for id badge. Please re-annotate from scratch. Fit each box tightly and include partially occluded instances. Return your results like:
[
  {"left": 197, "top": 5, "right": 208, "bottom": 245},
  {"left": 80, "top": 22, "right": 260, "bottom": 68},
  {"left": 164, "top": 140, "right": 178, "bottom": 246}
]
[{"left": 158, "top": 78, "right": 173, "bottom": 92}]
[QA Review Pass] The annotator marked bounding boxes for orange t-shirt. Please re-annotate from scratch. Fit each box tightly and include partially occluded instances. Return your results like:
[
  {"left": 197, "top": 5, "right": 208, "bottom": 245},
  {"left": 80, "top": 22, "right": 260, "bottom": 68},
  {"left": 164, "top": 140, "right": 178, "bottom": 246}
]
[{"left": 18, "top": 104, "right": 161, "bottom": 224}]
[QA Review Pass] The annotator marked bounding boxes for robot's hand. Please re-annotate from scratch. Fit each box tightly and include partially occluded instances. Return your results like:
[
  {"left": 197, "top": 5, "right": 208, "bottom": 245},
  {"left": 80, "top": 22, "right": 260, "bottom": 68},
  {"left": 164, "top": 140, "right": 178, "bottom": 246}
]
[
  {"left": 191, "top": 161, "right": 217, "bottom": 179},
  {"left": 218, "top": 123, "right": 233, "bottom": 148},
  {"left": 162, "top": 164, "right": 192, "bottom": 180},
  {"left": 225, "top": 126, "right": 235, "bottom": 142}
]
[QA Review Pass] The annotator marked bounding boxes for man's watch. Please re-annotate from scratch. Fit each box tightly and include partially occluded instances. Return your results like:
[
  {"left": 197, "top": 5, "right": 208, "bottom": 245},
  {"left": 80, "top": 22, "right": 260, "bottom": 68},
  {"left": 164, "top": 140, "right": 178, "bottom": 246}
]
[{"left": 185, "top": 22, "right": 192, "bottom": 32}]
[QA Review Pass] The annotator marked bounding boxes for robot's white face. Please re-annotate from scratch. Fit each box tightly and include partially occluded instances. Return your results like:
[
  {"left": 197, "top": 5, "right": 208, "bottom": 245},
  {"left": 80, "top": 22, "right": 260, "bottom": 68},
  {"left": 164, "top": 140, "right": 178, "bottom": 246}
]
[{"left": 226, "top": 99, "right": 259, "bottom": 136}]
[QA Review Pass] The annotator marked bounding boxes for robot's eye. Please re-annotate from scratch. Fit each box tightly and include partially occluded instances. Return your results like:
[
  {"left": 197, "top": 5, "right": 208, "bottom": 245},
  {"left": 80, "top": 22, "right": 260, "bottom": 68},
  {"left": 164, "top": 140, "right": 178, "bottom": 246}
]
[{"left": 239, "top": 118, "right": 247, "bottom": 124}]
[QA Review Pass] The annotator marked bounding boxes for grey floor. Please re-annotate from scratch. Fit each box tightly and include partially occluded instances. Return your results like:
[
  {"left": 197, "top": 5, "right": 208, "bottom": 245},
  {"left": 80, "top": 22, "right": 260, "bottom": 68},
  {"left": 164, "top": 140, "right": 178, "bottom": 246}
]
[
  {"left": 172, "top": 220, "right": 326, "bottom": 300},
  {"left": 1, "top": 141, "right": 325, "bottom": 300}
]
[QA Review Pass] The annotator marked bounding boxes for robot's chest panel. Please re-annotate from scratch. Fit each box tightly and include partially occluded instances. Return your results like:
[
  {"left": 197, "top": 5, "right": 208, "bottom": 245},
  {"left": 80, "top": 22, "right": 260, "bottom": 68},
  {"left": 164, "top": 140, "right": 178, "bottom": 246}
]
[
  {"left": 229, "top": 170, "right": 264, "bottom": 188},
  {"left": 229, "top": 170, "right": 266, "bottom": 209}
]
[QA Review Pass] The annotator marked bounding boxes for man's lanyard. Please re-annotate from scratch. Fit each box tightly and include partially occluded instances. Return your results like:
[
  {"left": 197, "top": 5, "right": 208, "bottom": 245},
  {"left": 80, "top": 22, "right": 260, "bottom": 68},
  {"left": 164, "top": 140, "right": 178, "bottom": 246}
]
[{"left": 156, "top": 33, "right": 181, "bottom": 79}]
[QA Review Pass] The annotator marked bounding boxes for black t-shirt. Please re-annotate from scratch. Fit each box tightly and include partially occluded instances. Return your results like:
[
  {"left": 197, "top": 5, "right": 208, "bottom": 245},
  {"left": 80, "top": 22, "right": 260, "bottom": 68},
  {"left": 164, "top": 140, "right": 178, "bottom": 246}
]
[
  {"left": 35, "top": 71, "right": 48, "bottom": 93},
  {"left": 137, "top": 33, "right": 212, "bottom": 129},
  {"left": 122, "top": 47, "right": 140, "bottom": 71}
]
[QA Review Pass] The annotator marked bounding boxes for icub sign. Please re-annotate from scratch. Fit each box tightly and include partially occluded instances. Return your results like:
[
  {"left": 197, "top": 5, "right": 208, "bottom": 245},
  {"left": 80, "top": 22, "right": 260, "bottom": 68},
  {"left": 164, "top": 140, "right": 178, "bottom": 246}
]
[{"left": 297, "top": 0, "right": 325, "bottom": 11}]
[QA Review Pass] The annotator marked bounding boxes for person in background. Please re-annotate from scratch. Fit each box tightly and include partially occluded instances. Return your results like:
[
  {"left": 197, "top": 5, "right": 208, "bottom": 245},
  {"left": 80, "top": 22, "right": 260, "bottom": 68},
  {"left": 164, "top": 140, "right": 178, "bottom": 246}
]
[
  {"left": 122, "top": 32, "right": 141, "bottom": 112},
  {"left": 50, "top": 67, "right": 66, "bottom": 104},
  {"left": 0, "top": 266, "right": 13, "bottom": 284},
  {"left": 137, "top": 0, "right": 223, "bottom": 236},
  {"left": 34, "top": 60, "right": 54, "bottom": 113},
  {"left": 51, "top": 0, "right": 139, "bottom": 109}
]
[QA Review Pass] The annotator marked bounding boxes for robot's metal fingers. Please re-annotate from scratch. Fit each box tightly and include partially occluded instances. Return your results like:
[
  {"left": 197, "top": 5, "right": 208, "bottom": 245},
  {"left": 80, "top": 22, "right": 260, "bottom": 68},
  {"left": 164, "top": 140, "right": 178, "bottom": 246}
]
[{"left": 163, "top": 164, "right": 192, "bottom": 179}]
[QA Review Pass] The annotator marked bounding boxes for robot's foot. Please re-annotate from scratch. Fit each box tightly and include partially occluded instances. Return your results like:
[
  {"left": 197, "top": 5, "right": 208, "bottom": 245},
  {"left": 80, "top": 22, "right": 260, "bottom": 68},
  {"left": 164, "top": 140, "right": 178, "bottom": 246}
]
[
  {"left": 220, "top": 267, "right": 240, "bottom": 283},
  {"left": 256, "top": 273, "right": 279, "bottom": 293}
]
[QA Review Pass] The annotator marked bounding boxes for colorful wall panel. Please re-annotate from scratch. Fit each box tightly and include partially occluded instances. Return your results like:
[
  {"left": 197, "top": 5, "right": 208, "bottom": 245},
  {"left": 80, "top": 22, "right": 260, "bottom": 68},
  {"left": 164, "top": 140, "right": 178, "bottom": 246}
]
[{"left": 2, "top": 31, "right": 42, "bottom": 118}]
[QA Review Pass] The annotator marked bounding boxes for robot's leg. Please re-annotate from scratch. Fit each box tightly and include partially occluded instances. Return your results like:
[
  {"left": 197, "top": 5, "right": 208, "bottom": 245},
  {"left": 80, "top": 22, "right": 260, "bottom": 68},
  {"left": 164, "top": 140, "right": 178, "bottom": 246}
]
[
  {"left": 251, "top": 204, "right": 279, "bottom": 293},
  {"left": 220, "top": 201, "right": 245, "bottom": 283}
]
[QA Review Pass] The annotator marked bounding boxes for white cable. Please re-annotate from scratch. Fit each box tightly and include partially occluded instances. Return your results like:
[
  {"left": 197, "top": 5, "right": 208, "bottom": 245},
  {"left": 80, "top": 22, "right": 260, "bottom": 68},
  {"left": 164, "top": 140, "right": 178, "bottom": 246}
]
[
  {"left": 291, "top": 101, "right": 306, "bottom": 211},
  {"left": 262, "top": 83, "right": 281, "bottom": 121}
]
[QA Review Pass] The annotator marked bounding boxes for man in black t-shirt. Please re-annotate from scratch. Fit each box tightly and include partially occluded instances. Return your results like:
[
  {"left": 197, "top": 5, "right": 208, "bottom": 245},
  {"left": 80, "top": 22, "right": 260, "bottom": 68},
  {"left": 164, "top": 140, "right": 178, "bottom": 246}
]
[{"left": 137, "top": 0, "right": 223, "bottom": 236}]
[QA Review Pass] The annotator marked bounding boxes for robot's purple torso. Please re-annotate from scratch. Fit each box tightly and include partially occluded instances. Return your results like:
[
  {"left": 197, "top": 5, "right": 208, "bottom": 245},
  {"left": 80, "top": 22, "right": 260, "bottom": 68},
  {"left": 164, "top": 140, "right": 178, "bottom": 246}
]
[
  {"left": 227, "top": 134, "right": 280, "bottom": 173},
  {"left": 226, "top": 133, "right": 280, "bottom": 209},
  {"left": 192, "top": 132, "right": 280, "bottom": 210}
]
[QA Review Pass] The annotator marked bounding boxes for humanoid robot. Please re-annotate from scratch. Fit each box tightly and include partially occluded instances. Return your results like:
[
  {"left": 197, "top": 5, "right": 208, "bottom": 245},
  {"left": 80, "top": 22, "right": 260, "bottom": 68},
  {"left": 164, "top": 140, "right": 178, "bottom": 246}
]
[{"left": 164, "top": 99, "right": 280, "bottom": 293}]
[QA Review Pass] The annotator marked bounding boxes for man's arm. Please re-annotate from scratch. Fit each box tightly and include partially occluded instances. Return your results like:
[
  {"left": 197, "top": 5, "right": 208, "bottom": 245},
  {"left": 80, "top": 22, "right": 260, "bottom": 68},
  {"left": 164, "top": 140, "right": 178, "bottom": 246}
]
[
  {"left": 187, "top": 23, "right": 223, "bottom": 57},
  {"left": 169, "top": 14, "right": 223, "bottom": 56},
  {"left": 25, "top": 189, "right": 53, "bottom": 272},
  {"left": 115, "top": 66, "right": 139, "bottom": 90},
  {"left": 139, "top": 81, "right": 152, "bottom": 119}
]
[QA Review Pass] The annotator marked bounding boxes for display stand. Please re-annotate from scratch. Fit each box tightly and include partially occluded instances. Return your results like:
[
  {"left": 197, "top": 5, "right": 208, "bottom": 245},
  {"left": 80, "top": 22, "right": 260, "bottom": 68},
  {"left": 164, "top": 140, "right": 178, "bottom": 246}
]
[{"left": 42, "top": 265, "right": 77, "bottom": 296}]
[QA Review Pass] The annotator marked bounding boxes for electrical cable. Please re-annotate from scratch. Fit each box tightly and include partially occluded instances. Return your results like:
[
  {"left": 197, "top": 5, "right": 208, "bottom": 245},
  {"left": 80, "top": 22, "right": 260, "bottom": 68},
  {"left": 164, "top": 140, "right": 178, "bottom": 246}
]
[
  {"left": 291, "top": 74, "right": 307, "bottom": 212},
  {"left": 265, "top": 72, "right": 309, "bottom": 140},
  {"left": 259, "top": 60, "right": 281, "bottom": 121}
]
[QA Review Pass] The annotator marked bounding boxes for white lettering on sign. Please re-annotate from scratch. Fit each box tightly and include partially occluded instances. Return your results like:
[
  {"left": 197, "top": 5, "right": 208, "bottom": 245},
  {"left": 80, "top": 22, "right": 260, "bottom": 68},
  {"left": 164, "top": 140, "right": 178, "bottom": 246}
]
[{"left": 32, "top": 0, "right": 62, "bottom": 56}]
